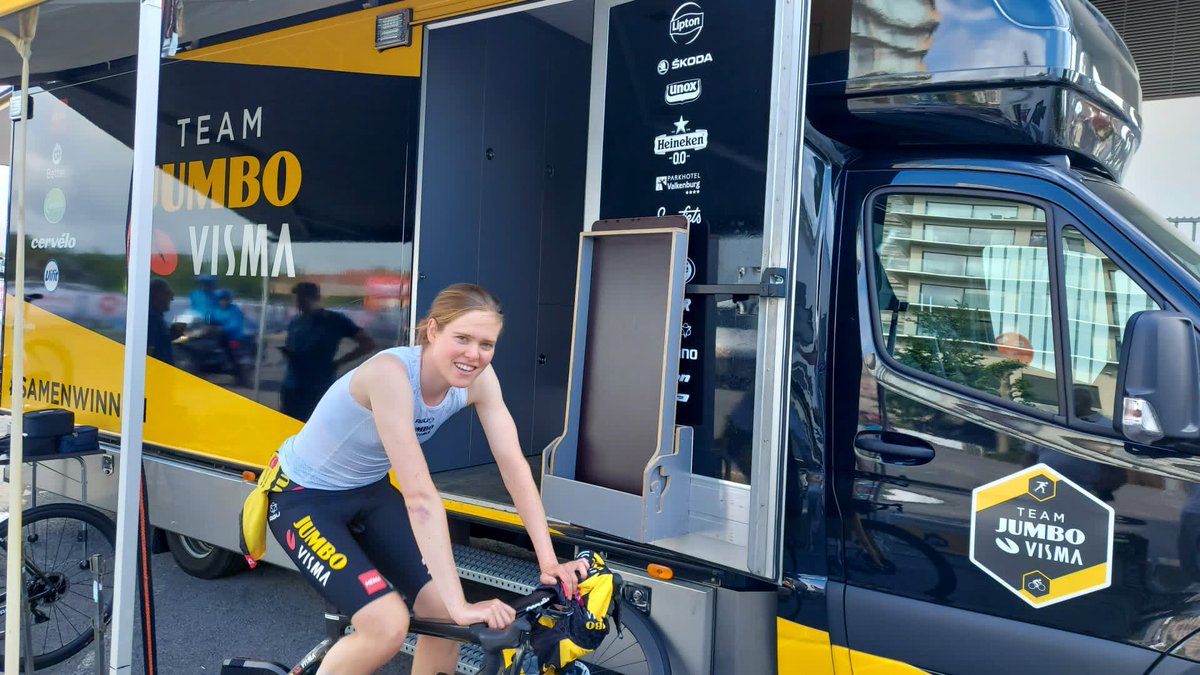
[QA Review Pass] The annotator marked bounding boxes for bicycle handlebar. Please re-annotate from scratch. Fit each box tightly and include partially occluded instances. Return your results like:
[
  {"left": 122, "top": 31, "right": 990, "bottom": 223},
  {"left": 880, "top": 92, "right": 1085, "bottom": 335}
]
[{"left": 406, "top": 586, "right": 560, "bottom": 651}]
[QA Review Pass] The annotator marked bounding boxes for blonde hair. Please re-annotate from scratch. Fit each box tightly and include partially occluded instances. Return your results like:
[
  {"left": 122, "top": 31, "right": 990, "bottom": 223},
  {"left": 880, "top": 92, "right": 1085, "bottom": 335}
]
[{"left": 416, "top": 283, "right": 504, "bottom": 345}]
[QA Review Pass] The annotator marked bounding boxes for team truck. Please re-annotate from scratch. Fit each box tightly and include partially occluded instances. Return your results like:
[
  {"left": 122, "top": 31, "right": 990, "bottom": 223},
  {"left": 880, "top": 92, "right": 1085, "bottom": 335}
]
[{"left": 6, "top": 0, "right": 1200, "bottom": 672}]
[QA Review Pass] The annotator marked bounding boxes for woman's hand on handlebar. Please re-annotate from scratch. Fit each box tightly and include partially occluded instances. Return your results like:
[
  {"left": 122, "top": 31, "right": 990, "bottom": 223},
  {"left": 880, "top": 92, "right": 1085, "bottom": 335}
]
[
  {"left": 450, "top": 598, "right": 516, "bottom": 629},
  {"left": 541, "top": 557, "right": 592, "bottom": 600}
]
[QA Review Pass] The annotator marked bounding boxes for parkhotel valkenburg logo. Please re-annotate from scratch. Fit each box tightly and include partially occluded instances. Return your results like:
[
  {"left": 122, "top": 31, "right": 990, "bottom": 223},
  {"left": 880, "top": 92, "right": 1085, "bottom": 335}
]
[{"left": 670, "top": 2, "right": 704, "bottom": 45}]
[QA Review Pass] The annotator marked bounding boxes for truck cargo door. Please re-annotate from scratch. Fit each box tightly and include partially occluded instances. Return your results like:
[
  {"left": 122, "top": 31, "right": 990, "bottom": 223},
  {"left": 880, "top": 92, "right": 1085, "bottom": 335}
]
[{"left": 541, "top": 0, "right": 810, "bottom": 579}]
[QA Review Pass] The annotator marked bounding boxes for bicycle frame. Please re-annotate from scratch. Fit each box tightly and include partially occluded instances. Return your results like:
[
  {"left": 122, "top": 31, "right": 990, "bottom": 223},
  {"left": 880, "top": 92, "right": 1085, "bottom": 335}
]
[{"left": 222, "top": 589, "right": 554, "bottom": 675}]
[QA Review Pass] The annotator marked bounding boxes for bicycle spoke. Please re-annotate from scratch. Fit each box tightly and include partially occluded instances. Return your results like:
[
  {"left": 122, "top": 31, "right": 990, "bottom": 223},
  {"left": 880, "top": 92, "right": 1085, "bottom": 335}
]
[
  {"left": 591, "top": 638, "right": 640, "bottom": 665},
  {"left": 55, "top": 596, "right": 93, "bottom": 623},
  {"left": 55, "top": 600, "right": 88, "bottom": 642},
  {"left": 8, "top": 507, "right": 117, "bottom": 668}
]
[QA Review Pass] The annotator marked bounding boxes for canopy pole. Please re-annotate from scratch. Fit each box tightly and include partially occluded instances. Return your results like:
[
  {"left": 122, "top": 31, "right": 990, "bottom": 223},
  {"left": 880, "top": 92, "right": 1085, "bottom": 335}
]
[
  {"left": 2, "top": 8, "right": 37, "bottom": 673},
  {"left": 109, "top": 0, "right": 162, "bottom": 672}
]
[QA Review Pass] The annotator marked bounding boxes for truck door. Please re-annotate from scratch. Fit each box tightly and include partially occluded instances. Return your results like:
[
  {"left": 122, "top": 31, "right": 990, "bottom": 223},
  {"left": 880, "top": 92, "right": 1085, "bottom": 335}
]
[
  {"left": 531, "top": 0, "right": 803, "bottom": 581},
  {"left": 832, "top": 165, "right": 1200, "bottom": 673}
]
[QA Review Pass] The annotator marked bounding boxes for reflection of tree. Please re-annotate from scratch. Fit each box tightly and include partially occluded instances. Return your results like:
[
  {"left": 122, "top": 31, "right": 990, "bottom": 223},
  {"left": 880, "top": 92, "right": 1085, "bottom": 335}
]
[{"left": 896, "top": 305, "right": 1033, "bottom": 404}]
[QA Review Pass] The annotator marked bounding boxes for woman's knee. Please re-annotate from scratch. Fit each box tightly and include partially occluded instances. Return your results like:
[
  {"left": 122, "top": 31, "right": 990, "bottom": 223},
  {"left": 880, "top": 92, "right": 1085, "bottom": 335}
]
[{"left": 352, "top": 593, "right": 411, "bottom": 651}]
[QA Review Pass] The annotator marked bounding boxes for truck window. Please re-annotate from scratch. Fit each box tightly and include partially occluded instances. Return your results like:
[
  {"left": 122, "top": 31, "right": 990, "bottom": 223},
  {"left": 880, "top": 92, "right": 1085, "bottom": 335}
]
[
  {"left": 871, "top": 193, "right": 1058, "bottom": 412},
  {"left": 1060, "top": 225, "right": 1160, "bottom": 427},
  {"left": 1084, "top": 177, "right": 1200, "bottom": 285}
]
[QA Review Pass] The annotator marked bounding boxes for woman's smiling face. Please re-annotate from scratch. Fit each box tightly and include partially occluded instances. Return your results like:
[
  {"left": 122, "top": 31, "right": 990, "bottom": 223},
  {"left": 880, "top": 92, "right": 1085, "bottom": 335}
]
[{"left": 425, "top": 310, "right": 503, "bottom": 388}]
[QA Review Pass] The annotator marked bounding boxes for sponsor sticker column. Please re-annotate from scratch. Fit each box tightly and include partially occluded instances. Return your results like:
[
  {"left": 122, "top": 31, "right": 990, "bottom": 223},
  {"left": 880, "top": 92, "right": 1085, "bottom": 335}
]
[{"left": 597, "top": 0, "right": 775, "bottom": 477}]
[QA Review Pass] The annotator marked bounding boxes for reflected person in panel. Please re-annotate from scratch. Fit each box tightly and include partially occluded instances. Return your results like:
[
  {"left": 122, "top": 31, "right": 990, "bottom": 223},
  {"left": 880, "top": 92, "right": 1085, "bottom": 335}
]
[{"left": 279, "top": 282, "right": 375, "bottom": 421}]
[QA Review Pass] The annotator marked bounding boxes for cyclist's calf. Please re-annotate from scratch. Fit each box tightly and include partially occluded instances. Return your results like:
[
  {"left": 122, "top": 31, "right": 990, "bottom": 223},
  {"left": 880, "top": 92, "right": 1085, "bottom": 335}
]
[{"left": 320, "top": 593, "right": 411, "bottom": 674}]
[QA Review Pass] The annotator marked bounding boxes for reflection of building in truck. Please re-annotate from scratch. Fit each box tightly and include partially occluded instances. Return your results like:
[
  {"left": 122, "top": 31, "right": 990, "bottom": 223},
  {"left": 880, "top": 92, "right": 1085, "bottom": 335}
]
[{"left": 9, "top": 0, "right": 1200, "bottom": 673}]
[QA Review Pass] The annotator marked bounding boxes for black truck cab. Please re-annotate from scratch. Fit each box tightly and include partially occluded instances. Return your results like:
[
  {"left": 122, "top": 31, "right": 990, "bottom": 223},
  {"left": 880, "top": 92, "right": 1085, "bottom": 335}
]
[{"left": 783, "top": 0, "right": 1200, "bottom": 671}]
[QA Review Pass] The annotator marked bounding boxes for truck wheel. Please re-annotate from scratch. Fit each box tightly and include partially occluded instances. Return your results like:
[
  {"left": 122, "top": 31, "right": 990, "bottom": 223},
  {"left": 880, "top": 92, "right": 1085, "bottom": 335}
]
[{"left": 165, "top": 531, "right": 247, "bottom": 579}]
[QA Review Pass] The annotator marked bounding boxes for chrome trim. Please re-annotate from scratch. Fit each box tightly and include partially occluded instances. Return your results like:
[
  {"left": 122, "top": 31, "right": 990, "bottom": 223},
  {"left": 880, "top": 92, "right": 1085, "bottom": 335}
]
[
  {"left": 425, "top": 0, "right": 583, "bottom": 31},
  {"left": 746, "top": 0, "right": 811, "bottom": 580},
  {"left": 409, "top": 23, "right": 430, "bottom": 344}
]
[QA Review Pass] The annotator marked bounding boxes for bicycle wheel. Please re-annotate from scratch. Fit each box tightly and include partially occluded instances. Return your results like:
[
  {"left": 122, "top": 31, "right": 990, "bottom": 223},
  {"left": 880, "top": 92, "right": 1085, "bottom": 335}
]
[
  {"left": 0, "top": 502, "right": 117, "bottom": 670},
  {"left": 567, "top": 600, "right": 671, "bottom": 675}
]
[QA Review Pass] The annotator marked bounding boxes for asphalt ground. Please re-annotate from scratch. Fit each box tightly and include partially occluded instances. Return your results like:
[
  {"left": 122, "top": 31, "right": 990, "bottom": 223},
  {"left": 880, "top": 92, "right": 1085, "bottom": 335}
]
[
  {"left": 22, "top": 549, "right": 418, "bottom": 675},
  {"left": 0, "top": 474, "right": 417, "bottom": 675}
]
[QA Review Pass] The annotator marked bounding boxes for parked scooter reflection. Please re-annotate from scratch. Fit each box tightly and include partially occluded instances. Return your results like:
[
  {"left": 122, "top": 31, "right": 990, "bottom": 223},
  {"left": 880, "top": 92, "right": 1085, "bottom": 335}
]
[{"left": 172, "top": 291, "right": 255, "bottom": 386}]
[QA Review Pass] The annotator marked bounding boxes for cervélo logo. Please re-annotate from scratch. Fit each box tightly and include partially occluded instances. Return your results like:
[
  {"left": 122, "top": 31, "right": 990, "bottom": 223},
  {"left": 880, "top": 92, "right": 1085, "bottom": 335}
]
[{"left": 670, "top": 2, "right": 704, "bottom": 44}]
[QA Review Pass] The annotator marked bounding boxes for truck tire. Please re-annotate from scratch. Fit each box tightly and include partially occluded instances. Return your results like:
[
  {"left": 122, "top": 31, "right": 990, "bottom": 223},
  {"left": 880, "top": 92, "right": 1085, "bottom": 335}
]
[{"left": 165, "top": 531, "right": 247, "bottom": 579}]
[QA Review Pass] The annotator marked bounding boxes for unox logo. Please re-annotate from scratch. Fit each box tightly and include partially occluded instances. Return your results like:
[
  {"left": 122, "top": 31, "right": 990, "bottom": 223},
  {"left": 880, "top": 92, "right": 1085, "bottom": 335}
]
[
  {"left": 665, "top": 78, "right": 701, "bottom": 105},
  {"left": 670, "top": 2, "right": 704, "bottom": 44}
]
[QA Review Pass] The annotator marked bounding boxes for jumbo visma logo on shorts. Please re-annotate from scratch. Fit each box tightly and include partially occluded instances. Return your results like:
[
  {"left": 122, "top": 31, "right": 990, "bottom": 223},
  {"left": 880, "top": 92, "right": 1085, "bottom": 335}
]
[
  {"left": 292, "top": 515, "right": 348, "bottom": 586},
  {"left": 969, "top": 464, "right": 1115, "bottom": 608}
]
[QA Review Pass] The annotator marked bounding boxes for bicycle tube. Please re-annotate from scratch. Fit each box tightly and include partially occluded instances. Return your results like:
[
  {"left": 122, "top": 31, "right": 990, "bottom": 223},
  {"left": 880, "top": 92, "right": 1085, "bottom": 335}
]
[
  {"left": 293, "top": 637, "right": 336, "bottom": 675},
  {"left": 2, "top": 502, "right": 117, "bottom": 670}
]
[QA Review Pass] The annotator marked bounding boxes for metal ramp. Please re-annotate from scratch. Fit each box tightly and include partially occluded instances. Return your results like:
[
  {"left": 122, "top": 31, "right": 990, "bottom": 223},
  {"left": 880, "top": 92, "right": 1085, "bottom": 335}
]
[{"left": 399, "top": 543, "right": 543, "bottom": 673}]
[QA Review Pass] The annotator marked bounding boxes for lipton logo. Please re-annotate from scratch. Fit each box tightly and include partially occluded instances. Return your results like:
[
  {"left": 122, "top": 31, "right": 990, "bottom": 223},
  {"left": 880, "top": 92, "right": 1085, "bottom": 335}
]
[
  {"left": 359, "top": 570, "right": 388, "bottom": 596},
  {"left": 665, "top": 78, "right": 701, "bottom": 105},
  {"left": 670, "top": 2, "right": 703, "bottom": 44}
]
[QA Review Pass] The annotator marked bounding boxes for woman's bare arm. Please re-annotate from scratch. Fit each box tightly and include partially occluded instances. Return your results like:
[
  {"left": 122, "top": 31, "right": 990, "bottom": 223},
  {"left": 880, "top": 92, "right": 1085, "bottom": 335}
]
[
  {"left": 471, "top": 367, "right": 590, "bottom": 595},
  {"left": 357, "top": 356, "right": 512, "bottom": 627}
]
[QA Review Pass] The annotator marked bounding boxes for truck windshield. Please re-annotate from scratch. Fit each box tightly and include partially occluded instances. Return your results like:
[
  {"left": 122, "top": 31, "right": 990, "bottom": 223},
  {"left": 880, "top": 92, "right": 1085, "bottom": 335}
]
[{"left": 1083, "top": 177, "right": 1200, "bottom": 285}]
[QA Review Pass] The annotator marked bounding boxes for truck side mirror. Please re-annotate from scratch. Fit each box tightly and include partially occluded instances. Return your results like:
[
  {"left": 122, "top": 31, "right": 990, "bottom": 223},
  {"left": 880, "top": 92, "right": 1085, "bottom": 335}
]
[{"left": 1114, "top": 311, "right": 1200, "bottom": 448}]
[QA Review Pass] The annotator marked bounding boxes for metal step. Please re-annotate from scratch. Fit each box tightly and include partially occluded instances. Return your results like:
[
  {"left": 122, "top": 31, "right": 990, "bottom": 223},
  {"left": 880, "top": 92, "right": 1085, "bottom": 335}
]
[
  {"left": 400, "top": 634, "right": 487, "bottom": 675},
  {"left": 452, "top": 542, "right": 542, "bottom": 594}
]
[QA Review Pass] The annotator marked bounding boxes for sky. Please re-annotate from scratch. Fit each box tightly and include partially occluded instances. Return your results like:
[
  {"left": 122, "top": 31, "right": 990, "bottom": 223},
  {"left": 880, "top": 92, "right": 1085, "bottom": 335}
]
[{"left": 1123, "top": 96, "right": 1200, "bottom": 220}]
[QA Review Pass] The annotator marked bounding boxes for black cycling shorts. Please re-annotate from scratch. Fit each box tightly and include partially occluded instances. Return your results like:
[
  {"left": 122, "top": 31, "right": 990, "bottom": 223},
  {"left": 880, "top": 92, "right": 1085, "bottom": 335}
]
[{"left": 267, "top": 474, "right": 432, "bottom": 617}]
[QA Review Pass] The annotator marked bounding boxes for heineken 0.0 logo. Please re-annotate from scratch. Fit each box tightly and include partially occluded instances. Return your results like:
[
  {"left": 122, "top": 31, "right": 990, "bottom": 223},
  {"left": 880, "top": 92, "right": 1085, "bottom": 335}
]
[{"left": 969, "top": 463, "right": 1114, "bottom": 608}]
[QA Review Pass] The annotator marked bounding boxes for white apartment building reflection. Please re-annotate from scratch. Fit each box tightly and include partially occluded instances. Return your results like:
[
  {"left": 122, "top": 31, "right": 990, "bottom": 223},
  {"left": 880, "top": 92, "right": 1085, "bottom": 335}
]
[{"left": 877, "top": 194, "right": 1157, "bottom": 419}]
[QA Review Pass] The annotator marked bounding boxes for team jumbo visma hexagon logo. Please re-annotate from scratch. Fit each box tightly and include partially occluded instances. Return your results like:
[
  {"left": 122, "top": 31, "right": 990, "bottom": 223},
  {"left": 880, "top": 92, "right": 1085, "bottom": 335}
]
[{"left": 970, "top": 464, "right": 1114, "bottom": 608}]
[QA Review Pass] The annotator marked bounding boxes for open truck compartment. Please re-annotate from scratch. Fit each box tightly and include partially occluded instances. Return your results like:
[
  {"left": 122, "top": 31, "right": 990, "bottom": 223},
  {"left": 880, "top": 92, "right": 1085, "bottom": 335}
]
[
  {"left": 0, "top": 0, "right": 785, "bottom": 578},
  {"left": 807, "top": 0, "right": 1142, "bottom": 180}
]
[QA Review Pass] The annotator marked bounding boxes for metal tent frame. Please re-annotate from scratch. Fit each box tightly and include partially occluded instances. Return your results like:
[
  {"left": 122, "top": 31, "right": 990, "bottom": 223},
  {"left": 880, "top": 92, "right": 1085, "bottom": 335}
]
[{"left": 0, "top": 1, "right": 160, "bottom": 672}]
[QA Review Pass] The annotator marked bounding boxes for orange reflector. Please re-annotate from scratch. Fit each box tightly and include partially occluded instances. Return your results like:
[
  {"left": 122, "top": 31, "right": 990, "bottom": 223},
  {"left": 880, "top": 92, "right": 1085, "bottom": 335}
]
[
  {"left": 647, "top": 564, "right": 674, "bottom": 580},
  {"left": 242, "top": 470, "right": 257, "bottom": 483}
]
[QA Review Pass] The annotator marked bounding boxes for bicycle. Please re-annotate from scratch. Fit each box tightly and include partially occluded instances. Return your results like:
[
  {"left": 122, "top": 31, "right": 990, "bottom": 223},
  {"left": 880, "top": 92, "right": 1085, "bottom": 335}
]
[
  {"left": 845, "top": 476, "right": 957, "bottom": 599},
  {"left": 223, "top": 572, "right": 672, "bottom": 675},
  {"left": 0, "top": 501, "right": 117, "bottom": 670}
]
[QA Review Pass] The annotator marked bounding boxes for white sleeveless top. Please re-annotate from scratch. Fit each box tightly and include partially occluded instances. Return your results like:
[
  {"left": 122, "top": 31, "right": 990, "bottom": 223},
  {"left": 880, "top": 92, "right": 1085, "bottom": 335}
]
[{"left": 277, "top": 345, "right": 469, "bottom": 489}]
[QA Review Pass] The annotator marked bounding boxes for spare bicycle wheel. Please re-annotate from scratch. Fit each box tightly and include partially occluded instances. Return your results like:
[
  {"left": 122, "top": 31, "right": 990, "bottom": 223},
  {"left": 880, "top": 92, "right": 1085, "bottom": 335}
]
[{"left": 0, "top": 502, "right": 117, "bottom": 670}]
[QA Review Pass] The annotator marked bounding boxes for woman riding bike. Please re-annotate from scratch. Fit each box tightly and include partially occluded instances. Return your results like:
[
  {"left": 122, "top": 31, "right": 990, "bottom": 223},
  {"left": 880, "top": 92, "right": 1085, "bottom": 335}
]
[{"left": 261, "top": 284, "right": 589, "bottom": 675}]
